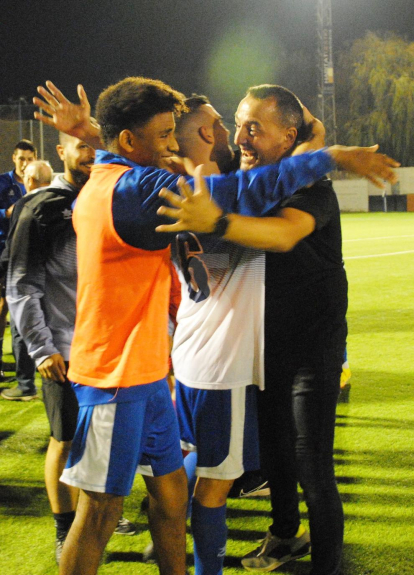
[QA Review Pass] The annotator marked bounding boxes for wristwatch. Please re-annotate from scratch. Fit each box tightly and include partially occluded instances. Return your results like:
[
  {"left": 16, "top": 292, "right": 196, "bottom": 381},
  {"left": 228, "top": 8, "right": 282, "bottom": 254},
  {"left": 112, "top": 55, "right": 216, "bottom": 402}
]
[{"left": 212, "top": 212, "right": 230, "bottom": 237}]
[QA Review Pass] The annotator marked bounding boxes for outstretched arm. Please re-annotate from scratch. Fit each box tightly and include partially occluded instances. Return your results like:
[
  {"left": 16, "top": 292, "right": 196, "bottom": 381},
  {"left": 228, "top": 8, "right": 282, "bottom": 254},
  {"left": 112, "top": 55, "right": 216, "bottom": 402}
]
[
  {"left": 156, "top": 145, "right": 399, "bottom": 240},
  {"left": 33, "top": 81, "right": 103, "bottom": 149}
]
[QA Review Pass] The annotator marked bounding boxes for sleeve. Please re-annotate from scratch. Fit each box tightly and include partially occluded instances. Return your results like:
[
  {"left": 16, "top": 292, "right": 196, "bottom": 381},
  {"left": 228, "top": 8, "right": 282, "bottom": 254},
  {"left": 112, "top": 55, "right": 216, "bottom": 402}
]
[
  {"left": 0, "top": 175, "right": 11, "bottom": 220},
  {"left": 112, "top": 149, "right": 335, "bottom": 249},
  {"left": 6, "top": 206, "right": 60, "bottom": 366},
  {"left": 280, "top": 179, "right": 336, "bottom": 230},
  {"left": 208, "top": 149, "right": 335, "bottom": 215}
]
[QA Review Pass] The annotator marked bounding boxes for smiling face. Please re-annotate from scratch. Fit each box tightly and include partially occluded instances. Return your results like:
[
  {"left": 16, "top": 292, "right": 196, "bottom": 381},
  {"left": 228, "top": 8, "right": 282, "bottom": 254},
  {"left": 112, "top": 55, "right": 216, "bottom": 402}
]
[
  {"left": 128, "top": 112, "right": 179, "bottom": 170},
  {"left": 234, "top": 95, "right": 297, "bottom": 171},
  {"left": 57, "top": 136, "right": 95, "bottom": 189}
]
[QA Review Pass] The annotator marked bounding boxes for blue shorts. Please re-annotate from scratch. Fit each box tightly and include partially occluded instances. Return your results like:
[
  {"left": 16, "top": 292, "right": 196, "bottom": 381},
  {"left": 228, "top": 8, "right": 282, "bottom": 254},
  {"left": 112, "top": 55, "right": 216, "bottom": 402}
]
[
  {"left": 175, "top": 380, "right": 260, "bottom": 480},
  {"left": 60, "top": 379, "right": 183, "bottom": 496}
]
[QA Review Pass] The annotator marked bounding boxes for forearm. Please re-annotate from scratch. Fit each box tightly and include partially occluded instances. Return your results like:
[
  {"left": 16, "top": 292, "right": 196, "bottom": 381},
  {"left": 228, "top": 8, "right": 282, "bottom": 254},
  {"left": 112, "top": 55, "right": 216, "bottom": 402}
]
[
  {"left": 77, "top": 117, "right": 103, "bottom": 149},
  {"left": 222, "top": 212, "right": 314, "bottom": 252}
]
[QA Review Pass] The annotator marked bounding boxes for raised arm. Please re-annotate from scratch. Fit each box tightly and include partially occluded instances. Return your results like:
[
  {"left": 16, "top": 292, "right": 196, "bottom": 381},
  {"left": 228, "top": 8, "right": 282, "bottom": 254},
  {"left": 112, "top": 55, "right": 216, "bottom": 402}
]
[{"left": 33, "top": 81, "right": 103, "bottom": 149}]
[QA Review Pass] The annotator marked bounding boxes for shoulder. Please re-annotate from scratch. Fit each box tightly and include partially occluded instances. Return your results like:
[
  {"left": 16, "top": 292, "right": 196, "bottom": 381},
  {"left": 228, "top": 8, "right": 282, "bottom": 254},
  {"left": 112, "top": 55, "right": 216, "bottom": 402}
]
[
  {"left": 21, "top": 187, "right": 76, "bottom": 225},
  {"left": 0, "top": 171, "right": 14, "bottom": 193}
]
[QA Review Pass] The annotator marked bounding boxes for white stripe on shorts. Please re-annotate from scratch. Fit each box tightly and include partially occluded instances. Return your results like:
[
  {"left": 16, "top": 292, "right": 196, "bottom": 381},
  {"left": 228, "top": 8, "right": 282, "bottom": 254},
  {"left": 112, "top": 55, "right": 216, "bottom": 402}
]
[
  {"left": 61, "top": 403, "right": 117, "bottom": 493},
  {"left": 196, "top": 386, "right": 246, "bottom": 480}
]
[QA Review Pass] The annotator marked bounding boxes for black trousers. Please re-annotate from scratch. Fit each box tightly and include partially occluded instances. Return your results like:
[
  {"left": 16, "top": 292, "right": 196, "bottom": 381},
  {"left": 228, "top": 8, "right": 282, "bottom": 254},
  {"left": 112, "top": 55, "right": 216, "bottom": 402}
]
[
  {"left": 10, "top": 316, "right": 36, "bottom": 395},
  {"left": 260, "top": 321, "right": 346, "bottom": 575}
]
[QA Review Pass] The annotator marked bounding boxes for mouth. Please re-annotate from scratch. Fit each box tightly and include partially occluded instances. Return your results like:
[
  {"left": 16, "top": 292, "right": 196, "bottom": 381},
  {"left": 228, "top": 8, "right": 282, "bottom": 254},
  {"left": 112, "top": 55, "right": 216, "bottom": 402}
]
[{"left": 240, "top": 148, "right": 258, "bottom": 167}]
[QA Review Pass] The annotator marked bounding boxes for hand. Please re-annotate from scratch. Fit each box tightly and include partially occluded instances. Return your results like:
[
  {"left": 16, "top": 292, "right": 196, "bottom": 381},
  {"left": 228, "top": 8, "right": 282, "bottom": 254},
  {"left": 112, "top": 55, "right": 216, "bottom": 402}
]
[
  {"left": 293, "top": 106, "right": 326, "bottom": 155},
  {"left": 6, "top": 205, "right": 14, "bottom": 218},
  {"left": 33, "top": 81, "right": 101, "bottom": 147},
  {"left": 328, "top": 145, "right": 400, "bottom": 189},
  {"left": 156, "top": 165, "right": 223, "bottom": 233},
  {"left": 38, "top": 353, "right": 66, "bottom": 383}
]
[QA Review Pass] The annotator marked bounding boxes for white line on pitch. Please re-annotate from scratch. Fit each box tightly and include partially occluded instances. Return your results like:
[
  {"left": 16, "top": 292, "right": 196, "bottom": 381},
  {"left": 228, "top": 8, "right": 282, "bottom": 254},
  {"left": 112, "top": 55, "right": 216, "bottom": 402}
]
[
  {"left": 343, "top": 234, "right": 414, "bottom": 242},
  {"left": 344, "top": 250, "right": 414, "bottom": 260}
]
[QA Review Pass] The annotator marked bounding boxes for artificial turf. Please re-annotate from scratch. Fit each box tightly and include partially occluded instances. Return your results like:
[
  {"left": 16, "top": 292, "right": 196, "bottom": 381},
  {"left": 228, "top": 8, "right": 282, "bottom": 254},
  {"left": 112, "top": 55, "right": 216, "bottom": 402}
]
[{"left": 0, "top": 212, "right": 413, "bottom": 574}]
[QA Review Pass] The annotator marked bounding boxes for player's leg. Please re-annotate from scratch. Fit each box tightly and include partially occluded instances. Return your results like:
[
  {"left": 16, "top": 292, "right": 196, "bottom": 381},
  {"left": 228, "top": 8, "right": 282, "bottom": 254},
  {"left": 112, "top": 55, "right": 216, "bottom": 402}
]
[
  {"left": 176, "top": 382, "right": 260, "bottom": 575},
  {"left": 144, "top": 468, "right": 188, "bottom": 575},
  {"left": 59, "top": 489, "right": 123, "bottom": 575},
  {"left": 42, "top": 374, "right": 79, "bottom": 562}
]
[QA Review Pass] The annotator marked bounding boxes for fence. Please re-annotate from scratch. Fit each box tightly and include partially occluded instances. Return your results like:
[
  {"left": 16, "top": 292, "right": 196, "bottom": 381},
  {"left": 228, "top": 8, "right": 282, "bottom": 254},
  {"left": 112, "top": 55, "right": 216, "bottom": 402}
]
[{"left": 0, "top": 104, "right": 61, "bottom": 173}]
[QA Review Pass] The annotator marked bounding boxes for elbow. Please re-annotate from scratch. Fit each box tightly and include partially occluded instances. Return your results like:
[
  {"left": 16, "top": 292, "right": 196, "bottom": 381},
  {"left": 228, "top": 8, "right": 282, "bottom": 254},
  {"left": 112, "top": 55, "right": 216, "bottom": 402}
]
[{"left": 267, "top": 237, "right": 300, "bottom": 253}]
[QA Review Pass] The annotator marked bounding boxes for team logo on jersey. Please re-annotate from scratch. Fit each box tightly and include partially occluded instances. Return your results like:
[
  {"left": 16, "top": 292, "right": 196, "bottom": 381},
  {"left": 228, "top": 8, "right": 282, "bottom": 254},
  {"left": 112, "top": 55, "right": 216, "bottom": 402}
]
[
  {"left": 217, "top": 545, "right": 227, "bottom": 558},
  {"left": 176, "top": 232, "right": 210, "bottom": 303},
  {"left": 62, "top": 208, "right": 72, "bottom": 220}
]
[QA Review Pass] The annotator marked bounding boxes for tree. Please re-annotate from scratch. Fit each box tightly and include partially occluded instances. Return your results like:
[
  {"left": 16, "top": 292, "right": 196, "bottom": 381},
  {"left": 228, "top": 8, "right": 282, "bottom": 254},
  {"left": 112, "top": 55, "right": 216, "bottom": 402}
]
[{"left": 336, "top": 32, "right": 414, "bottom": 166}]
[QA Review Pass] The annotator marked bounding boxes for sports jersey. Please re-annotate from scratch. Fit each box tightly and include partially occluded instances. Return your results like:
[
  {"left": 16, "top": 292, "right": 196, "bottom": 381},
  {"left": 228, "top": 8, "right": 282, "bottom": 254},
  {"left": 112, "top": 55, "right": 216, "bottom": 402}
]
[{"left": 172, "top": 178, "right": 346, "bottom": 391}]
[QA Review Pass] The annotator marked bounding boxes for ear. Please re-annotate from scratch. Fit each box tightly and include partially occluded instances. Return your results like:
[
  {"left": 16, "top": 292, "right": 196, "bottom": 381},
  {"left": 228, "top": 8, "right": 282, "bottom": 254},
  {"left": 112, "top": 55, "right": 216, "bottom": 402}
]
[
  {"left": 285, "top": 127, "right": 298, "bottom": 150},
  {"left": 56, "top": 144, "right": 65, "bottom": 161},
  {"left": 199, "top": 125, "right": 214, "bottom": 145},
  {"left": 119, "top": 129, "right": 135, "bottom": 153}
]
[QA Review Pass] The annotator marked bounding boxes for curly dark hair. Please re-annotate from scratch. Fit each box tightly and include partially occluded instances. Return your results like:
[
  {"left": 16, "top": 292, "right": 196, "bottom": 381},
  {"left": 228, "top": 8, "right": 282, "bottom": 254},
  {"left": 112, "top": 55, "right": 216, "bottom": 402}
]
[{"left": 96, "top": 77, "right": 187, "bottom": 146}]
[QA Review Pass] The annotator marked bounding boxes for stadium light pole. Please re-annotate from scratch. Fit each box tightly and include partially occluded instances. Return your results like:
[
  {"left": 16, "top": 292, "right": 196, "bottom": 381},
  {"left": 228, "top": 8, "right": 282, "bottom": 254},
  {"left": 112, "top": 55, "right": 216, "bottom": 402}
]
[{"left": 316, "top": 0, "right": 337, "bottom": 145}]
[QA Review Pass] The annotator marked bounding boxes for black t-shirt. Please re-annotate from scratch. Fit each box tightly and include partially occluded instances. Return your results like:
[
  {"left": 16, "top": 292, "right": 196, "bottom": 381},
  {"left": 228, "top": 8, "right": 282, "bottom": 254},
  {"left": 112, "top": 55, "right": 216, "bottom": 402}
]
[{"left": 264, "top": 178, "right": 348, "bottom": 356}]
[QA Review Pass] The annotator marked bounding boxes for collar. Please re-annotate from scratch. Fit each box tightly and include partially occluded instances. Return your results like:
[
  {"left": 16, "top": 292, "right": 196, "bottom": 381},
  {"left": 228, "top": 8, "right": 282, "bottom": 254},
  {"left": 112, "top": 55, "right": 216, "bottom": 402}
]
[{"left": 95, "top": 150, "right": 140, "bottom": 169}]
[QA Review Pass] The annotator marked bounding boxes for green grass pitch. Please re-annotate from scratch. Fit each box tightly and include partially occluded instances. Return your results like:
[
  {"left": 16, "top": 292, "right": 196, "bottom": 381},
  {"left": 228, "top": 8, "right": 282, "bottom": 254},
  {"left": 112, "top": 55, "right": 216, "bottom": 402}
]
[{"left": 0, "top": 212, "right": 413, "bottom": 574}]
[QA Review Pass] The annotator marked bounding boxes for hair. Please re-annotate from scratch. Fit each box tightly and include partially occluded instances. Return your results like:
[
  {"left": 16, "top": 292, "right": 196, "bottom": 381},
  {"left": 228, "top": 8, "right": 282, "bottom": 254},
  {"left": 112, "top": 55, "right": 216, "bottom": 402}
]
[
  {"left": 246, "top": 84, "right": 304, "bottom": 133},
  {"left": 26, "top": 160, "right": 53, "bottom": 185},
  {"left": 13, "top": 139, "right": 37, "bottom": 155},
  {"left": 175, "top": 94, "right": 211, "bottom": 134},
  {"left": 96, "top": 77, "right": 187, "bottom": 146}
]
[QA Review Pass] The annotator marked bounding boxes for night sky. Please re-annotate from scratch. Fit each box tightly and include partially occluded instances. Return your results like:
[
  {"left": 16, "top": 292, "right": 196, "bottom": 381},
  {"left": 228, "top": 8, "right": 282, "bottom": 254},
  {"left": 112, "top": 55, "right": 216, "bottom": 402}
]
[{"left": 1, "top": 0, "right": 414, "bottom": 120}]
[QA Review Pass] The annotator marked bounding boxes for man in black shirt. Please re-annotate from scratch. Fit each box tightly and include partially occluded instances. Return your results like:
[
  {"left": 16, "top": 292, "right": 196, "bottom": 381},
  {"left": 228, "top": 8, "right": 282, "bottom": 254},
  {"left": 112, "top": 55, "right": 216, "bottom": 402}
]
[{"left": 157, "top": 84, "right": 398, "bottom": 575}]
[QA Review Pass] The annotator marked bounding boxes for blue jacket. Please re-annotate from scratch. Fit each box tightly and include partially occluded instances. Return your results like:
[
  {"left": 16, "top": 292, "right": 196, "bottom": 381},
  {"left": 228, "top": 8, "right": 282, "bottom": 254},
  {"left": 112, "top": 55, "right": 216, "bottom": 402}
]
[{"left": 0, "top": 170, "right": 26, "bottom": 253}]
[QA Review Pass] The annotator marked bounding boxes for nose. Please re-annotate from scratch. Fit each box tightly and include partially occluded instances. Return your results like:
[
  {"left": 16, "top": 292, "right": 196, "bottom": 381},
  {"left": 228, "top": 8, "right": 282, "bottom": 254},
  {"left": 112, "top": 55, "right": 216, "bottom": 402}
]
[
  {"left": 234, "top": 126, "right": 248, "bottom": 147},
  {"left": 168, "top": 134, "right": 179, "bottom": 154}
]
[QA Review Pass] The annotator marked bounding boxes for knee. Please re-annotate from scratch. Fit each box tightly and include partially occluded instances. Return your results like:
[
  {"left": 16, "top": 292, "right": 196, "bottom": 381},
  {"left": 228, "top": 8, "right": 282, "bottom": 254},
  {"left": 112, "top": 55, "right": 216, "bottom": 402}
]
[
  {"left": 194, "top": 478, "right": 234, "bottom": 507},
  {"left": 147, "top": 467, "right": 188, "bottom": 520},
  {"left": 78, "top": 491, "right": 123, "bottom": 532}
]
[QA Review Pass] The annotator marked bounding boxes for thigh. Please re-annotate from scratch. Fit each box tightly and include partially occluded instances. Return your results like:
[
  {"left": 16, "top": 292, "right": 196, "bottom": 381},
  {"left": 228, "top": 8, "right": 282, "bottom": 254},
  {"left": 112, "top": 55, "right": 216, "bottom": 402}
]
[
  {"left": 176, "top": 381, "right": 260, "bottom": 480},
  {"left": 62, "top": 380, "right": 183, "bottom": 495}
]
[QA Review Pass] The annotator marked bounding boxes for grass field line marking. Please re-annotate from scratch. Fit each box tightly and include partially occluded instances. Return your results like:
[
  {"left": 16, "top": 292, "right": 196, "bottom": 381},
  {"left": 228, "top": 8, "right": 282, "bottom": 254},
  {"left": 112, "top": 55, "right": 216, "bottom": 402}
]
[
  {"left": 344, "top": 250, "right": 414, "bottom": 260},
  {"left": 5, "top": 402, "right": 40, "bottom": 422},
  {"left": 343, "top": 234, "right": 414, "bottom": 242}
]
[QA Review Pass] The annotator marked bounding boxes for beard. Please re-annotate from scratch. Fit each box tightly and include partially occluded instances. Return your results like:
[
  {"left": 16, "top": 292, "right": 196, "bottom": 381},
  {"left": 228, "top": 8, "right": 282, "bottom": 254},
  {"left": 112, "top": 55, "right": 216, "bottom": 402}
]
[{"left": 69, "top": 168, "right": 90, "bottom": 189}]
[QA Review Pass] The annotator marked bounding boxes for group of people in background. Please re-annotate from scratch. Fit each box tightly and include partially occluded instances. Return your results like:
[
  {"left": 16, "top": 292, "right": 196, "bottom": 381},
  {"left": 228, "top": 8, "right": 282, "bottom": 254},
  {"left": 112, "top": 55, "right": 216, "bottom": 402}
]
[{"left": 0, "top": 76, "right": 398, "bottom": 575}]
